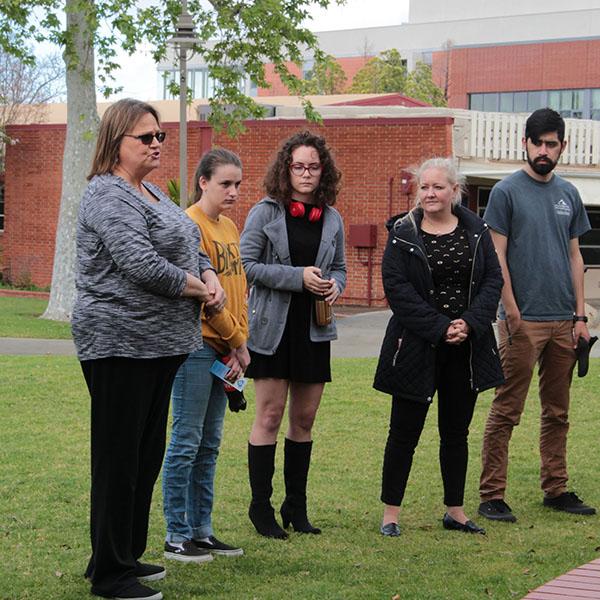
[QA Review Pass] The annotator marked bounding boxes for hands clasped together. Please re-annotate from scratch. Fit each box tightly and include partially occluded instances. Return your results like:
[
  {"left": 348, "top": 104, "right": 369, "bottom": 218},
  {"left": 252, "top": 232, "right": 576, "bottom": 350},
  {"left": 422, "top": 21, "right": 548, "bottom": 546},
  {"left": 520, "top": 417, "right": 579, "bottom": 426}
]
[
  {"left": 445, "top": 318, "right": 471, "bottom": 345},
  {"left": 303, "top": 266, "right": 340, "bottom": 304}
]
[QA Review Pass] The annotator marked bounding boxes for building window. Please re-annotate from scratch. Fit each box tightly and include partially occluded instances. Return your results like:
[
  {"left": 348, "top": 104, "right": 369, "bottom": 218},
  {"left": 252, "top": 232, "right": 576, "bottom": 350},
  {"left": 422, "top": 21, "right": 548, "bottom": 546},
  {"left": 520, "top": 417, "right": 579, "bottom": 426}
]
[
  {"left": 482, "top": 94, "right": 497, "bottom": 112},
  {"left": 527, "top": 91, "right": 543, "bottom": 112},
  {"left": 580, "top": 208, "right": 600, "bottom": 266},
  {"left": 302, "top": 59, "right": 315, "bottom": 80},
  {"left": 591, "top": 89, "right": 600, "bottom": 121},
  {"left": 477, "top": 187, "right": 491, "bottom": 218},
  {"left": 548, "top": 89, "right": 584, "bottom": 119},
  {"left": 421, "top": 52, "right": 432, "bottom": 65},
  {"left": 469, "top": 88, "right": 593, "bottom": 119},
  {"left": 160, "top": 70, "right": 177, "bottom": 99},
  {"left": 470, "top": 94, "right": 483, "bottom": 111},
  {"left": 160, "top": 67, "right": 251, "bottom": 99},
  {"left": 499, "top": 92, "right": 513, "bottom": 112},
  {"left": 512, "top": 92, "right": 527, "bottom": 112}
]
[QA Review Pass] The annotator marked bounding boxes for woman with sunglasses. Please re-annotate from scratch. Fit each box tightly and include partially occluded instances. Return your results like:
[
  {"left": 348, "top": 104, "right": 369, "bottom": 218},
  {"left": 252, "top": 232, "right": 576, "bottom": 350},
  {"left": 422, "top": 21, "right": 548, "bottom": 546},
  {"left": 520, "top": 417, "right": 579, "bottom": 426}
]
[
  {"left": 72, "top": 98, "right": 224, "bottom": 600},
  {"left": 240, "top": 131, "right": 346, "bottom": 538}
]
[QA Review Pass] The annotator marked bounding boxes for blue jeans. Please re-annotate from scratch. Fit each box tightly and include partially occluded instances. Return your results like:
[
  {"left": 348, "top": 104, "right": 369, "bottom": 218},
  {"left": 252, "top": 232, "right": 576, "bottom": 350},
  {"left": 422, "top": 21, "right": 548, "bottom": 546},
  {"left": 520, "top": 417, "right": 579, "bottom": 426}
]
[{"left": 162, "top": 345, "right": 227, "bottom": 542}]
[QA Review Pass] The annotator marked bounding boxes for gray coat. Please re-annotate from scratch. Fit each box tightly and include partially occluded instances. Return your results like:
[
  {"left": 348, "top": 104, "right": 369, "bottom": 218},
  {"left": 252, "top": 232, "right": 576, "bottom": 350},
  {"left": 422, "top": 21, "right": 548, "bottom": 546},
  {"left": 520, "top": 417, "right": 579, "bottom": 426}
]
[{"left": 240, "top": 197, "right": 346, "bottom": 355}]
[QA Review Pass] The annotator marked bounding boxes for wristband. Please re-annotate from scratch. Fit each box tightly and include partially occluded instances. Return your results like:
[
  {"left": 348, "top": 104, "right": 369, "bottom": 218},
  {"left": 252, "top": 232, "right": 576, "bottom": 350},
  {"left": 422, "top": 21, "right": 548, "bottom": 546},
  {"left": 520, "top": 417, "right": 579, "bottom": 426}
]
[{"left": 573, "top": 315, "right": 588, "bottom": 323}]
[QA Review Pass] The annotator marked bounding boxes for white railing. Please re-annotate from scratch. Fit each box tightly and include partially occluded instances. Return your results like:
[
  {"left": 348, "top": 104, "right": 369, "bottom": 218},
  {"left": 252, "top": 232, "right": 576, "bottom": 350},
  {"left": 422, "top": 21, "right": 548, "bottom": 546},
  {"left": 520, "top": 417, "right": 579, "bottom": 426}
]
[{"left": 456, "top": 111, "right": 600, "bottom": 167}]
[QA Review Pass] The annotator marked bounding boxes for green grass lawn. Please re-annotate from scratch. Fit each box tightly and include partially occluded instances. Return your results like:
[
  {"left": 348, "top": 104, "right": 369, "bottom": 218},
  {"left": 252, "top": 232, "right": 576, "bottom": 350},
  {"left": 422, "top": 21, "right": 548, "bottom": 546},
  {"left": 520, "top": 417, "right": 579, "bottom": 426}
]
[
  {"left": 0, "top": 297, "right": 72, "bottom": 339},
  {"left": 1, "top": 356, "right": 599, "bottom": 600}
]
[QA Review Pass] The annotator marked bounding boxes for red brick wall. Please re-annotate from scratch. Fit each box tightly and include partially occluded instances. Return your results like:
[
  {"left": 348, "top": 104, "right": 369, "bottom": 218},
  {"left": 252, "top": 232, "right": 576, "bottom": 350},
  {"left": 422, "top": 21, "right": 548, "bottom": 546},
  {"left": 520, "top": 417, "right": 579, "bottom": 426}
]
[
  {"left": 0, "top": 173, "right": 5, "bottom": 277},
  {"left": 432, "top": 38, "right": 600, "bottom": 108},
  {"left": 3, "top": 117, "right": 452, "bottom": 305},
  {"left": 2, "top": 121, "right": 213, "bottom": 287},
  {"left": 3, "top": 124, "right": 65, "bottom": 286},
  {"left": 258, "top": 56, "right": 372, "bottom": 96}
]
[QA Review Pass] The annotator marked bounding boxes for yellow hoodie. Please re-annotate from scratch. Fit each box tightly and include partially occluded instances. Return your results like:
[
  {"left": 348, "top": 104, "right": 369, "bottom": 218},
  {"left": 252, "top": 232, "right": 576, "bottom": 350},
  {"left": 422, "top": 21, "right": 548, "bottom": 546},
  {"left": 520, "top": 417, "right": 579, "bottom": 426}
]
[{"left": 186, "top": 203, "right": 248, "bottom": 355}]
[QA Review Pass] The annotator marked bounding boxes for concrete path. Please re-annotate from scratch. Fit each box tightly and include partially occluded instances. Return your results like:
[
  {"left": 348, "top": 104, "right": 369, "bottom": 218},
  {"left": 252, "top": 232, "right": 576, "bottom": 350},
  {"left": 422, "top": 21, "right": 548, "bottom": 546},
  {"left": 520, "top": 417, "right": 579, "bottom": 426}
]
[
  {"left": 0, "top": 337, "right": 76, "bottom": 356},
  {"left": 0, "top": 312, "right": 391, "bottom": 358},
  {"left": 1, "top": 310, "right": 600, "bottom": 360},
  {"left": 332, "top": 309, "right": 390, "bottom": 358}
]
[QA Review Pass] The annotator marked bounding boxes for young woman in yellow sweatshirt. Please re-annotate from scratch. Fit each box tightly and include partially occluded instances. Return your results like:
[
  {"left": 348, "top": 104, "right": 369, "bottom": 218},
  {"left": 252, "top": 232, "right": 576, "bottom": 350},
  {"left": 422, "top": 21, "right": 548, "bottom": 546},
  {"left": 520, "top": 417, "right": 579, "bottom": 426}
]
[{"left": 162, "top": 149, "right": 249, "bottom": 561}]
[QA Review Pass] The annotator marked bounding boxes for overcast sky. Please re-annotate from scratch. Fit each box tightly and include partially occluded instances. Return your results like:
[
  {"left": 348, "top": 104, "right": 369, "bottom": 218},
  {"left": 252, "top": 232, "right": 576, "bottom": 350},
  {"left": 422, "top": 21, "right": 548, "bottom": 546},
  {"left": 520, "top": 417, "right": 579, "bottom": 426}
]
[{"left": 106, "top": 0, "right": 410, "bottom": 101}]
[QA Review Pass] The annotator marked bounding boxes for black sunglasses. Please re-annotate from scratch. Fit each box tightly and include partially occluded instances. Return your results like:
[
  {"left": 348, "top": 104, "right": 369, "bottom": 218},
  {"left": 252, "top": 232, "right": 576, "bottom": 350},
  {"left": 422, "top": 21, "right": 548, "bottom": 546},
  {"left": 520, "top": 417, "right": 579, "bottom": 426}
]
[{"left": 123, "top": 131, "right": 166, "bottom": 145}]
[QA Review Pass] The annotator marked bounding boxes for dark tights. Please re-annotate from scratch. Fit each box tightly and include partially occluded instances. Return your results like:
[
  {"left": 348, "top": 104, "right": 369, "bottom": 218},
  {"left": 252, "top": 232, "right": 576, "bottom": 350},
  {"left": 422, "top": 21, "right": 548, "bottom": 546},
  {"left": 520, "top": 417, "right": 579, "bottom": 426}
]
[{"left": 381, "top": 343, "right": 477, "bottom": 507}]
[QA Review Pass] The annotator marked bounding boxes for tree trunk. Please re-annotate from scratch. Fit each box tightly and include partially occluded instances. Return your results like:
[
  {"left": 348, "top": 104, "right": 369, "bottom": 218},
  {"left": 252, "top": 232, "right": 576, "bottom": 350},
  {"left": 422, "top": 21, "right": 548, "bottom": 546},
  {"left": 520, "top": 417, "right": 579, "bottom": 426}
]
[{"left": 42, "top": 0, "right": 99, "bottom": 321}]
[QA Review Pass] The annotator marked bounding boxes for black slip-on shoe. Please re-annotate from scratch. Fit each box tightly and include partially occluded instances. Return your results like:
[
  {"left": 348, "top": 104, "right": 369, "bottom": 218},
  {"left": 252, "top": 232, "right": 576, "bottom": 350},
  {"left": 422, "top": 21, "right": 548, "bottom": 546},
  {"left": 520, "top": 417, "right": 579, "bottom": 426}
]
[
  {"left": 164, "top": 540, "right": 214, "bottom": 563},
  {"left": 543, "top": 491, "right": 596, "bottom": 515},
  {"left": 134, "top": 563, "right": 165, "bottom": 582},
  {"left": 193, "top": 535, "right": 244, "bottom": 557},
  {"left": 107, "top": 582, "right": 162, "bottom": 600},
  {"left": 478, "top": 499, "right": 517, "bottom": 522}
]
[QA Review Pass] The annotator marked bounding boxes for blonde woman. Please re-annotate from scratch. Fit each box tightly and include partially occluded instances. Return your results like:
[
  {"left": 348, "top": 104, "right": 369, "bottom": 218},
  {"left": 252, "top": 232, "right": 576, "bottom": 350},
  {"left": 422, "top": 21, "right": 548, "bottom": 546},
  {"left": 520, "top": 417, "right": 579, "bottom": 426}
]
[{"left": 374, "top": 158, "right": 503, "bottom": 537}]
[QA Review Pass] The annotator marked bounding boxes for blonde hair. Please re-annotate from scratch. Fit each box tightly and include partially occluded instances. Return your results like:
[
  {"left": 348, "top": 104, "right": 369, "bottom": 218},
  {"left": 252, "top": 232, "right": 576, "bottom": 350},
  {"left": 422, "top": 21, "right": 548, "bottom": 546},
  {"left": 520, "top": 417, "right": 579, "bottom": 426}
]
[
  {"left": 88, "top": 99, "right": 161, "bottom": 180},
  {"left": 413, "top": 157, "right": 465, "bottom": 208}
]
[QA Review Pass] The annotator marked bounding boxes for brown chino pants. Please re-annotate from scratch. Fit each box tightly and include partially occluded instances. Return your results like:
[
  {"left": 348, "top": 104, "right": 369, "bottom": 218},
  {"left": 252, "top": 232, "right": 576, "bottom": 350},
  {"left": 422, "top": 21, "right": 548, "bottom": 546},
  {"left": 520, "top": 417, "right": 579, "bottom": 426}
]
[{"left": 480, "top": 319, "right": 576, "bottom": 502}]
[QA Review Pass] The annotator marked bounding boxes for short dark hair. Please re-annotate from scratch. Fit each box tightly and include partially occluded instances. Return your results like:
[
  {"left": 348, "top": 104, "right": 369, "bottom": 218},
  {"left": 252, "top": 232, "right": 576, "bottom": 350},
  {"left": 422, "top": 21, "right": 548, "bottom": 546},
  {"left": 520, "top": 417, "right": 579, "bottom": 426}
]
[
  {"left": 191, "top": 148, "right": 242, "bottom": 203},
  {"left": 525, "top": 108, "right": 565, "bottom": 144},
  {"left": 88, "top": 98, "right": 161, "bottom": 180},
  {"left": 264, "top": 131, "right": 341, "bottom": 207}
]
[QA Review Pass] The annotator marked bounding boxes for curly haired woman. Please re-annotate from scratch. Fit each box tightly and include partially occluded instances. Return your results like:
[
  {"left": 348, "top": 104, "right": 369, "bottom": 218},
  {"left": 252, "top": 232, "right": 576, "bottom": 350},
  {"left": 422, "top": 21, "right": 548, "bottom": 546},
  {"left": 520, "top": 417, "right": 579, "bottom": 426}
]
[{"left": 240, "top": 131, "right": 346, "bottom": 538}]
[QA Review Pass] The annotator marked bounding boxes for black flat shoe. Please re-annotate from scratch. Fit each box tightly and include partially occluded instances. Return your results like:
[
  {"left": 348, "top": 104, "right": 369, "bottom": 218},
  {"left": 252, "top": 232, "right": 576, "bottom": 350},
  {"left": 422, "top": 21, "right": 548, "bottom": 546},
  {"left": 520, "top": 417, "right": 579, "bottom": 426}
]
[
  {"left": 380, "top": 522, "right": 401, "bottom": 537},
  {"left": 442, "top": 513, "right": 486, "bottom": 535}
]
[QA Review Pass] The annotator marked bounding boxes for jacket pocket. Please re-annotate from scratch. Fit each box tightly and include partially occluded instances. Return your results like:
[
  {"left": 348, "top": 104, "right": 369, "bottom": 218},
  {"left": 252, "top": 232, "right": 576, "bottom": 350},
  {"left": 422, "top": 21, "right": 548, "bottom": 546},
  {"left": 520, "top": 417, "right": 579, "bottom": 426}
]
[{"left": 248, "top": 286, "right": 268, "bottom": 330}]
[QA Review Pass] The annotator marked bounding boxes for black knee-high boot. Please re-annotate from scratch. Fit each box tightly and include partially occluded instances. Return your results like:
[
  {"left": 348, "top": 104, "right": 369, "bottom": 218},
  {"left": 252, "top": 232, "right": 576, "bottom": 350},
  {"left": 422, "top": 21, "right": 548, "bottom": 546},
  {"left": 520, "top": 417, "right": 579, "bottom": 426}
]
[
  {"left": 248, "top": 442, "right": 288, "bottom": 539},
  {"left": 280, "top": 438, "right": 321, "bottom": 534}
]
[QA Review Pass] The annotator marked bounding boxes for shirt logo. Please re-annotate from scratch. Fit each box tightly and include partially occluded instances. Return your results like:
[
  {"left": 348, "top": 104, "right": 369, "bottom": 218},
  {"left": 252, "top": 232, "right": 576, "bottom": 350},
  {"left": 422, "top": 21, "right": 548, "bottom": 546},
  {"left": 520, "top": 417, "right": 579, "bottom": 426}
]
[
  {"left": 212, "top": 240, "right": 242, "bottom": 277},
  {"left": 554, "top": 199, "right": 571, "bottom": 216}
]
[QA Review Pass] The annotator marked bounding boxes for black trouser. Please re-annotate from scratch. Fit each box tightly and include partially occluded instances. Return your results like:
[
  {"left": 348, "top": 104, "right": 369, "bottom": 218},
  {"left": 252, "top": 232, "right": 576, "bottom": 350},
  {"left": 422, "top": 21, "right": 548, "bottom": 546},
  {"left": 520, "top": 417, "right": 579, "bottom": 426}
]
[
  {"left": 81, "top": 354, "right": 187, "bottom": 596},
  {"left": 381, "top": 343, "right": 477, "bottom": 507}
]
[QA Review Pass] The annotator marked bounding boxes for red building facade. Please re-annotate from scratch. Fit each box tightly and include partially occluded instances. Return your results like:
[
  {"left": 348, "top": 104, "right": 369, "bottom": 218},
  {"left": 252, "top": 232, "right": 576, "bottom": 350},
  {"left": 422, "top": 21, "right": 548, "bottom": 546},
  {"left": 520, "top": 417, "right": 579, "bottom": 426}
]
[
  {"left": 2, "top": 116, "right": 452, "bottom": 305},
  {"left": 432, "top": 38, "right": 600, "bottom": 114},
  {"left": 259, "top": 57, "right": 372, "bottom": 96}
]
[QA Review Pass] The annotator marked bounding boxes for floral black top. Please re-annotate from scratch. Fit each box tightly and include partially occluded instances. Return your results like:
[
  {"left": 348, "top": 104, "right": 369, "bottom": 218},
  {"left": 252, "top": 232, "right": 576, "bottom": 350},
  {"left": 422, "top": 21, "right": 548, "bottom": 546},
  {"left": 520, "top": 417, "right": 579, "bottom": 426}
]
[{"left": 421, "top": 226, "right": 472, "bottom": 319}]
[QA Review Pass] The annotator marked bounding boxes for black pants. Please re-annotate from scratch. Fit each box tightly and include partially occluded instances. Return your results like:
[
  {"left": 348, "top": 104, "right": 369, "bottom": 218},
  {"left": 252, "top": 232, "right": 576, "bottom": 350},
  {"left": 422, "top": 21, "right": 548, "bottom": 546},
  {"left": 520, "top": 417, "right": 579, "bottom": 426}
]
[
  {"left": 81, "top": 354, "right": 187, "bottom": 596},
  {"left": 381, "top": 343, "right": 477, "bottom": 507}
]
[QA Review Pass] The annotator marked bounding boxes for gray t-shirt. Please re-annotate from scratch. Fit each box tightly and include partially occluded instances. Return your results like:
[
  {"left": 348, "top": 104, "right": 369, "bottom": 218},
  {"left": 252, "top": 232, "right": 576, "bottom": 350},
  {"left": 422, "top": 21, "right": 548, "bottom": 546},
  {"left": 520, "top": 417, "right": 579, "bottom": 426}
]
[
  {"left": 484, "top": 169, "right": 590, "bottom": 321},
  {"left": 72, "top": 174, "right": 212, "bottom": 360}
]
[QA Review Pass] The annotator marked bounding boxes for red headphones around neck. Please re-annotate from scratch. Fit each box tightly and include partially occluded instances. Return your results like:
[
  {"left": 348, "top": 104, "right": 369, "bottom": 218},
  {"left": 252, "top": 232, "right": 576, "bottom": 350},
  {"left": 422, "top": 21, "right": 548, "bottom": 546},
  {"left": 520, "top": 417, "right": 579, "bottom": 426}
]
[{"left": 289, "top": 201, "right": 323, "bottom": 222}]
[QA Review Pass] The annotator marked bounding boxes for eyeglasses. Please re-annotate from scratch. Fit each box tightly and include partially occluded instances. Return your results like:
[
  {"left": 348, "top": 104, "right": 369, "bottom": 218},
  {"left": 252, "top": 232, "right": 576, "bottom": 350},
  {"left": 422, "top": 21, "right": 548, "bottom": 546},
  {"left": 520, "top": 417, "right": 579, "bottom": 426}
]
[
  {"left": 289, "top": 162, "right": 322, "bottom": 176},
  {"left": 123, "top": 131, "right": 166, "bottom": 145}
]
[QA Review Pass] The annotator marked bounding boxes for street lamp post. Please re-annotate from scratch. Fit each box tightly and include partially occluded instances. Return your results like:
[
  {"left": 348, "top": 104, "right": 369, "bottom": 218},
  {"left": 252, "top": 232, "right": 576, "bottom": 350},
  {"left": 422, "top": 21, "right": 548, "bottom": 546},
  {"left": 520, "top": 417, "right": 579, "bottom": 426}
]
[{"left": 168, "top": 0, "right": 197, "bottom": 209}]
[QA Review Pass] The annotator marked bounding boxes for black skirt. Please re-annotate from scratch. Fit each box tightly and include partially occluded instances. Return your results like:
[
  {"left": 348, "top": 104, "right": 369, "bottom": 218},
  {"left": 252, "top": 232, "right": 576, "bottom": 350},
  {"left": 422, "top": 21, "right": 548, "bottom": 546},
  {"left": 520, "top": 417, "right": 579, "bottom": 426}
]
[{"left": 245, "top": 202, "right": 331, "bottom": 383}]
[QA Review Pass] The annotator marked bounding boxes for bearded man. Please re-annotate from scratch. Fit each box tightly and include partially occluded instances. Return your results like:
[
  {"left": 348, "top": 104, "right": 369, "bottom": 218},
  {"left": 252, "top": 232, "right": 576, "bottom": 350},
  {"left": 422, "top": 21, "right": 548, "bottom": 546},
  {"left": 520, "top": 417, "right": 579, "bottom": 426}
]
[{"left": 478, "top": 108, "right": 596, "bottom": 523}]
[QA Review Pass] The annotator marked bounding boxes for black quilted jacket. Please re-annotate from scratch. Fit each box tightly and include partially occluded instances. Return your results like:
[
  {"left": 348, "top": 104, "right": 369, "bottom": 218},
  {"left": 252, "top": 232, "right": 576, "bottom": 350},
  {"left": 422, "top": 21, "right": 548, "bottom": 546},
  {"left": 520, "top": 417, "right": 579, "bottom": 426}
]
[{"left": 373, "top": 205, "right": 505, "bottom": 403}]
